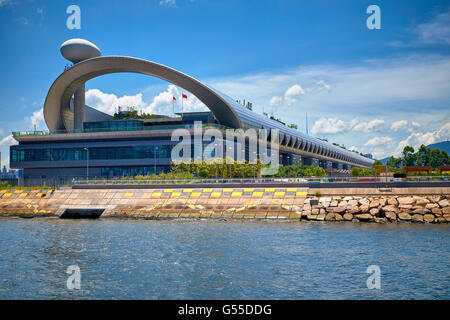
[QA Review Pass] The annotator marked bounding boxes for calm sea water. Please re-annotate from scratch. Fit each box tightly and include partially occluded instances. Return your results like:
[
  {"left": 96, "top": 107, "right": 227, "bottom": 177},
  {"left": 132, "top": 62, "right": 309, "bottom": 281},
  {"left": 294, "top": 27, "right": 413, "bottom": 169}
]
[{"left": 0, "top": 217, "right": 448, "bottom": 299}]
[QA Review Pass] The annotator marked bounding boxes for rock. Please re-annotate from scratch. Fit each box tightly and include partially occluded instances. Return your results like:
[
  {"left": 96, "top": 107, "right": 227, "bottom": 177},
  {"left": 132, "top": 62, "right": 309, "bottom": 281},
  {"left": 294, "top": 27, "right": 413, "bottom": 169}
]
[
  {"left": 398, "top": 212, "right": 411, "bottom": 221},
  {"left": 355, "top": 214, "right": 373, "bottom": 221},
  {"left": 432, "top": 208, "right": 442, "bottom": 216},
  {"left": 333, "top": 206, "right": 346, "bottom": 213},
  {"left": 369, "top": 208, "right": 379, "bottom": 216},
  {"left": 437, "top": 217, "right": 446, "bottom": 223},
  {"left": 442, "top": 207, "right": 450, "bottom": 214},
  {"left": 325, "top": 212, "right": 335, "bottom": 220},
  {"left": 382, "top": 205, "right": 398, "bottom": 213},
  {"left": 399, "top": 204, "right": 412, "bottom": 210},
  {"left": 302, "top": 210, "right": 311, "bottom": 217},
  {"left": 415, "top": 197, "right": 430, "bottom": 206},
  {"left": 411, "top": 214, "right": 424, "bottom": 222},
  {"left": 443, "top": 214, "right": 450, "bottom": 222},
  {"left": 332, "top": 196, "right": 342, "bottom": 200},
  {"left": 303, "top": 204, "right": 311, "bottom": 211},
  {"left": 347, "top": 200, "right": 358, "bottom": 206},
  {"left": 338, "top": 200, "right": 348, "bottom": 208},
  {"left": 412, "top": 208, "right": 430, "bottom": 215},
  {"left": 317, "top": 214, "right": 326, "bottom": 221},
  {"left": 307, "top": 214, "right": 317, "bottom": 220},
  {"left": 398, "top": 197, "right": 414, "bottom": 205},
  {"left": 375, "top": 217, "right": 387, "bottom": 223},
  {"left": 358, "top": 198, "right": 369, "bottom": 206},
  {"left": 438, "top": 199, "right": 449, "bottom": 207},
  {"left": 379, "top": 198, "right": 387, "bottom": 206},
  {"left": 348, "top": 206, "right": 360, "bottom": 214},
  {"left": 342, "top": 196, "right": 353, "bottom": 201},
  {"left": 385, "top": 212, "right": 397, "bottom": 220},
  {"left": 360, "top": 204, "right": 369, "bottom": 213},
  {"left": 319, "top": 197, "right": 332, "bottom": 204},
  {"left": 369, "top": 200, "right": 379, "bottom": 208},
  {"left": 325, "top": 206, "right": 334, "bottom": 213},
  {"left": 329, "top": 200, "right": 338, "bottom": 207},
  {"left": 320, "top": 208, "right": 326, "bottom": 215},
  {"left": 423, "top": 214, "right": 435, "bottom": 223},
  {"left": 343, "top": 213, "right": 353, "bottom": 221},
  {"left": 334, "top": 213, "right": 343, "bottom": 221},
  {"left": 426, "top": 203, "right": 439, "bottom": 209},
  {"left": 312, "top": 208, "right": 320, "bottom": 215},
  {"left": 387, "top": 197, "right": 398, "bottom": 206}
]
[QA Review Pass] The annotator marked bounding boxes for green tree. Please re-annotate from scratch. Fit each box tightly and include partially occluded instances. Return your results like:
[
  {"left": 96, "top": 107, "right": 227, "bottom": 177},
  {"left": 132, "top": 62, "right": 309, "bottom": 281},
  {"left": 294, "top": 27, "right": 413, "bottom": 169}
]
[{"left": 402, "top": 145, "right": 416, "bottom": 166}]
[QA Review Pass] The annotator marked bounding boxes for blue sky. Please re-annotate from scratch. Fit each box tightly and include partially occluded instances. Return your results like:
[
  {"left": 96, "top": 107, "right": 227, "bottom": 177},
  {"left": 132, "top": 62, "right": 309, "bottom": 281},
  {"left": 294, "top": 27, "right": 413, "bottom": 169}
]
[{"left": 0, "top": 0, "right": 449, "bottom": 168}]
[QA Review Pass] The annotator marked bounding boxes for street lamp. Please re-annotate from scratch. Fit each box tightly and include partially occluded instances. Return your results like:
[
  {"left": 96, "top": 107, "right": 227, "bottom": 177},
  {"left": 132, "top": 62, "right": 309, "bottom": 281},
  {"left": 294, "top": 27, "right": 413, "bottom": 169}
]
[
  {"left": 83, "top": 148, "right": 89, "bottom": 184},
  {"left": 252, "top": 151, "right": 257, "bottom": 180}
]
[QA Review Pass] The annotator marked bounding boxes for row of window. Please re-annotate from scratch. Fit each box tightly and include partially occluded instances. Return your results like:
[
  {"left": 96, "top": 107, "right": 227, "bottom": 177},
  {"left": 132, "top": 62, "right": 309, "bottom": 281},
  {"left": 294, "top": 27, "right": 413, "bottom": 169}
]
[{"left": 11, "top": 145, "right": 173, "bottom": 162}]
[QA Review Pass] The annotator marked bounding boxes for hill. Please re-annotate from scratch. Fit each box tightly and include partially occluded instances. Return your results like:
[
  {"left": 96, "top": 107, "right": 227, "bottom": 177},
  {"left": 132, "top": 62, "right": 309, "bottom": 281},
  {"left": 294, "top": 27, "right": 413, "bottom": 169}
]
[{"left": 379, "top": 140, "right": 450, "bottom": 164}]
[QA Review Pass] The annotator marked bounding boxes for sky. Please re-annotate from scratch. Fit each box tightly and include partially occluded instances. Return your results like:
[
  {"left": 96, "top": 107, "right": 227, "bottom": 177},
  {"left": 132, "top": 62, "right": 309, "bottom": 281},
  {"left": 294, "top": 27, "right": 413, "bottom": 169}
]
[{"left": 0, "top": 0, "right": 450, "bottom": 168}]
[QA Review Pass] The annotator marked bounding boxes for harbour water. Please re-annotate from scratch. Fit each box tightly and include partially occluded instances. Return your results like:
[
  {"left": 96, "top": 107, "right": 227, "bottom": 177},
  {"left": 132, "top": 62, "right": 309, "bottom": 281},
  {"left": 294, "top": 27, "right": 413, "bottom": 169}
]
[{"left": 0, "top": 217, "right": 448, "bottom": 299}]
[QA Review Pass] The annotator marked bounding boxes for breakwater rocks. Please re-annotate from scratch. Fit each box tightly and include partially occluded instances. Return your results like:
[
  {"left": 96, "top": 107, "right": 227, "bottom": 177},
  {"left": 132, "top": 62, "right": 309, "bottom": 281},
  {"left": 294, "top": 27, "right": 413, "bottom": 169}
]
[
  {"left": 0, "top": 188, "right": 449, "bottom": 223},
  {"left": 304, "top": 195, "right": 450, "bottom": 223}
]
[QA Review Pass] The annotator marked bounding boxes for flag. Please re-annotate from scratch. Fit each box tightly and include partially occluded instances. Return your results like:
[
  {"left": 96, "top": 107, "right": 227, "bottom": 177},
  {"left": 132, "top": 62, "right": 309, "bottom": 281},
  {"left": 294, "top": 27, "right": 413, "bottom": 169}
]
[
  {"left": 182, "top": 93, "right": 187, "bottom": 99},
  {"left": 173, "top": 96, "right": 176, "bottom": 101}
]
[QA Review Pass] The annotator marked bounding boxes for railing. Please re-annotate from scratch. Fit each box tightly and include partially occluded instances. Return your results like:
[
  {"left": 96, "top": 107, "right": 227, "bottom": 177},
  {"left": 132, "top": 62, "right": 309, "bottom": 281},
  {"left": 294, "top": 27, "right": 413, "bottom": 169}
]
[
  {"left": 72, "top": 175, "right": 450, "bottom": 186},
  {"left": 12, "top": 124, "right": 226, "bottom": 137}
]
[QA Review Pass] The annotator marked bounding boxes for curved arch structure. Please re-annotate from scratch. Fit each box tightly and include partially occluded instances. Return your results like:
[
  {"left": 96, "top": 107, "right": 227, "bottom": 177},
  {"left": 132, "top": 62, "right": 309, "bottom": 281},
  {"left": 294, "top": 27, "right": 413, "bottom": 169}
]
[
  {"left": 44, "top": 56, "right": 242, "bottom": 132},
  {"left": 43, "top": 55, "right": 374, "bottom": 168}
]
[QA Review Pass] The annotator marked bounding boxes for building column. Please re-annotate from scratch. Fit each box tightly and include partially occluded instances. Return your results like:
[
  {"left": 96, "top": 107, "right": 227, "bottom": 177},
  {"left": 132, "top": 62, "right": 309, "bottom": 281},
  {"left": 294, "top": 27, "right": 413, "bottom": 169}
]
[{"left": 73, "top": 83, "right": 85, "bottom": 132}]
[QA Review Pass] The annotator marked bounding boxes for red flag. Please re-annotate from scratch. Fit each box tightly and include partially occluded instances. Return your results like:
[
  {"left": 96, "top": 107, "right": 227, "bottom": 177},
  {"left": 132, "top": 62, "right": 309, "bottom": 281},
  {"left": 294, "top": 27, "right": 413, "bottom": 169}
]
[
  {"left": 173, "top": 96, "right": 176, "bottom": 101},
  {"left": 182, "top": 93, "right": 187, "bottom": 99}
]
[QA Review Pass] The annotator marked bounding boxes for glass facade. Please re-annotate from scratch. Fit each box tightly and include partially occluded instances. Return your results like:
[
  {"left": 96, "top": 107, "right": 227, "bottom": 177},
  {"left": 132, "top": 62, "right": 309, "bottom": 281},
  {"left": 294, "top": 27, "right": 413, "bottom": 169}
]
[
  {"left": 11, "top": 145, "right": 173, "bottom": 162},
  {"left": 83, "top": 120, "right": 144, "bottom": 132}
]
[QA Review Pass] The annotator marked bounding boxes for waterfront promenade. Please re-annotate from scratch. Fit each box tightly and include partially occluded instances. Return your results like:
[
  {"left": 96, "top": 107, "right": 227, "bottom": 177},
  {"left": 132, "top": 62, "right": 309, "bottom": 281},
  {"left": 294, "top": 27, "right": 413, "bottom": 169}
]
[{"left": 1, "top": 182, "right": 449, "bottom": 223}]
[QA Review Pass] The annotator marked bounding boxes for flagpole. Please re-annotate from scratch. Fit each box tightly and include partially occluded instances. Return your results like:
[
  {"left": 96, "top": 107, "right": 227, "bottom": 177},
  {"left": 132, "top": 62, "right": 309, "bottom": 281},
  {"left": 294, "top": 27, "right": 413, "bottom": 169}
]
[{"left": 181, "top": 93, "right": 184, "bottom": 118}]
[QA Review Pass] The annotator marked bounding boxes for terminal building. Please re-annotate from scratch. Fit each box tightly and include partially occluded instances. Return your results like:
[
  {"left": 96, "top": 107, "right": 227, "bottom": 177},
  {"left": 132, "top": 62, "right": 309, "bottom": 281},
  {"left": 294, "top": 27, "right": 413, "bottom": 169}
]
[{"left": 10, "top": 39, "right": 374, "bottom": 186}]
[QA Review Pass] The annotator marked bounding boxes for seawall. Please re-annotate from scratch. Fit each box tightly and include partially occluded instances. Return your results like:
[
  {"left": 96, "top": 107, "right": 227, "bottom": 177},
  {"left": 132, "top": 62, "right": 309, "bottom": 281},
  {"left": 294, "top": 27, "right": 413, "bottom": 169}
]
[{"left": 0, "top": 187, "right": 449, "bottom": 223}]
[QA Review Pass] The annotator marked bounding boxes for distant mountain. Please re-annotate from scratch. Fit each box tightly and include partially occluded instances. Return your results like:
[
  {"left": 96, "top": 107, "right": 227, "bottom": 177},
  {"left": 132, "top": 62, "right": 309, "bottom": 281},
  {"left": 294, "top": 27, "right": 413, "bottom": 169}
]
[
  {"left": 427, "top": 141, "right": 450, "bottom": 154},
  {"left": 379, "top": 140, "right": 450, "bottom": 164}
]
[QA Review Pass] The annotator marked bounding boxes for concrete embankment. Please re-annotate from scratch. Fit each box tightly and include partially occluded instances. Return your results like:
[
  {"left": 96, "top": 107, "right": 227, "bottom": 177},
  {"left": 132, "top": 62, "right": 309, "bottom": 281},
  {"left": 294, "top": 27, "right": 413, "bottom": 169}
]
[{"left": 0, "top": 187, "right": 449, "bottom": 223}]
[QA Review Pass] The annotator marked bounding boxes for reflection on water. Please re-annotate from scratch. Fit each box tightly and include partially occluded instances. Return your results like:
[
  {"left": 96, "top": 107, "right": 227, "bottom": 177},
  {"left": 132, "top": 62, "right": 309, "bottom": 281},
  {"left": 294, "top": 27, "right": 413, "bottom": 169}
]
[{"left": 0, "top": 217, "right": 448, "bottom": 299}]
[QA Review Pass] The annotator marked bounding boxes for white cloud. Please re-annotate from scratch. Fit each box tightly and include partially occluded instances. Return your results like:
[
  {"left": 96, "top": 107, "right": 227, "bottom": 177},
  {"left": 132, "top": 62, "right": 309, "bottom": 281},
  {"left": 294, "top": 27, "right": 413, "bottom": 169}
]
[
  {"left": 352, "top": 119, "right": 385, "bottom": 133},
  {"left": 86, "top": 89, "right": 147, "bottom": 115},
  {"left": 0, "top": 135, "right": 16, "bottom": 147},
  {"left": 364, "top": 136, "right": 393, "bottom": 146},
  {"left": 394, "top": 122, "right": 450, "bottom": 155},
  {"left": 160, "top": 0, "right": 176, "bottom": 7},
  {"left": 390, "top": 120, "right": 408, "bottom": 132},
  {"left": 269, "top": 83, "right": 307, "bottom": 107},
  {"left": 144, "top": 85, "right": 207, "bottom": 114},
  {"left": 415, "top": 10, "right": 450, "bottom": 45},
  {"left": 26, "top": 108, "right": 45, "bottom": 129},
  {"left": 86, "top": 86, "right": 207, "bottom": 117},
  {"left": 311, "top": 117, "right": 347, "bottom": 135},
  {"left": 269, "top": 96, "right": 283, "bottom": 107},
  {"left": 390, "top": 120, "right": 422, "bottom": 132}
]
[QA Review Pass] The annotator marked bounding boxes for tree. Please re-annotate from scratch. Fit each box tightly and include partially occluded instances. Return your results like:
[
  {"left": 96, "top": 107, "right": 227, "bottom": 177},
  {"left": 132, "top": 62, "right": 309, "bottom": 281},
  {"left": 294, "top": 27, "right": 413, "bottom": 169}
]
[
  {"left": 402, "top": 145, "right": 416, "bottom": 166},
  {"left": 372, "top": 160, "right": 382, "bottom": 168},
  {"left": 288, "top": 124, "right": 298, "bottom": 129},
  {"left": 386, "top": 156, "right": 401, "bottom": 171}
]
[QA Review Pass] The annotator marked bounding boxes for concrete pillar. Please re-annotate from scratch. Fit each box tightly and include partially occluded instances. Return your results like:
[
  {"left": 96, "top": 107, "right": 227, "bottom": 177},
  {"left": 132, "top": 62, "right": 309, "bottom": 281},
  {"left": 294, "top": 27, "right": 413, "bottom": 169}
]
[{"left": 73, "top": 83, "right": 85, "bottom": 132}]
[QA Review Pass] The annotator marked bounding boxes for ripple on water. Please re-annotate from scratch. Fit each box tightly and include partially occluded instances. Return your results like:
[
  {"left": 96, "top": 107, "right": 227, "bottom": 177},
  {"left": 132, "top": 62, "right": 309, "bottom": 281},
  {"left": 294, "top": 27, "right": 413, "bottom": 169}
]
[{"left": 0, "top": 218, "right": 448, "bottom": 299}]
